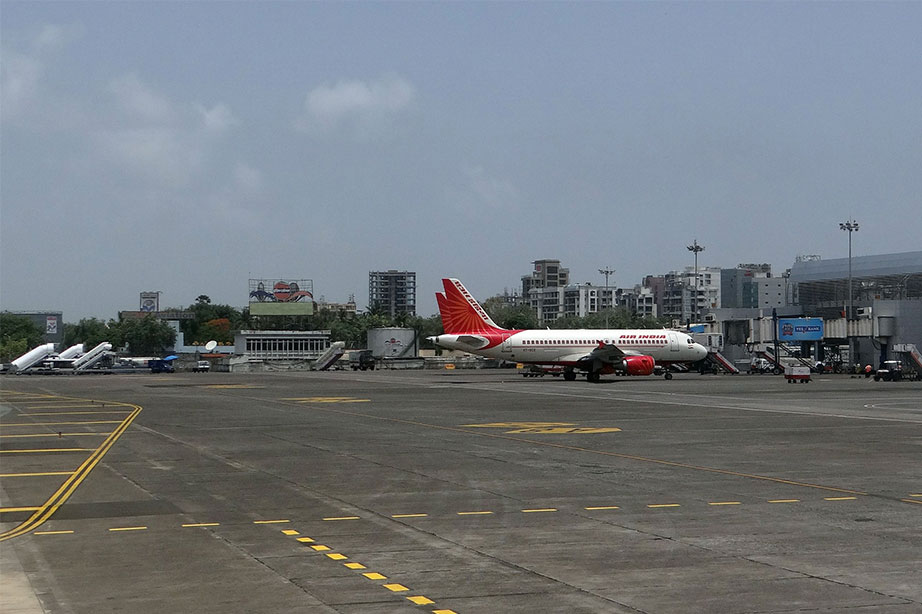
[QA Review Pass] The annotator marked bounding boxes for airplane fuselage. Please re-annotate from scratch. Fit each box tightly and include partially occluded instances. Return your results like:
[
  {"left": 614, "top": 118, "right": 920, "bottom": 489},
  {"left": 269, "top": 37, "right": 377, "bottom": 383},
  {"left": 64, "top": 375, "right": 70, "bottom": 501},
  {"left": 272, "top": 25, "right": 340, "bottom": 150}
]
[{"left": 430, "top": 329, "right": 707, "bottom": 366}]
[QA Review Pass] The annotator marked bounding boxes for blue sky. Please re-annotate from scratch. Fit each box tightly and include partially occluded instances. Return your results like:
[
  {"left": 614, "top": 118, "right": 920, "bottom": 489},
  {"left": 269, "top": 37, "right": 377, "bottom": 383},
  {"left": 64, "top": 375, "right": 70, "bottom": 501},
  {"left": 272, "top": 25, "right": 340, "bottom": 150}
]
[{"left": 2, "top": 2, "right": 920, "bottom": 320}]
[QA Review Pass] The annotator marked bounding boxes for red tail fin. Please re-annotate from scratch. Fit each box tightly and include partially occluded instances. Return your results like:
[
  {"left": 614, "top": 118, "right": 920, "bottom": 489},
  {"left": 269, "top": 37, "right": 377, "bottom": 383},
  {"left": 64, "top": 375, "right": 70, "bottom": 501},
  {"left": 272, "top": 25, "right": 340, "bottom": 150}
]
[{"left": 436, "top": 278, "right": 505, "bottom": 334}]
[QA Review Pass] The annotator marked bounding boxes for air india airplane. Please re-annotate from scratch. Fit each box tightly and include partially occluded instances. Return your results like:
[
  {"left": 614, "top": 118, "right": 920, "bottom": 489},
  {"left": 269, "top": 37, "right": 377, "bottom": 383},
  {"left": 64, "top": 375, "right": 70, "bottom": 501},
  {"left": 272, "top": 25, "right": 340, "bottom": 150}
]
[{"left": 428, "top": 278, "right": 709, "bottom": 382}]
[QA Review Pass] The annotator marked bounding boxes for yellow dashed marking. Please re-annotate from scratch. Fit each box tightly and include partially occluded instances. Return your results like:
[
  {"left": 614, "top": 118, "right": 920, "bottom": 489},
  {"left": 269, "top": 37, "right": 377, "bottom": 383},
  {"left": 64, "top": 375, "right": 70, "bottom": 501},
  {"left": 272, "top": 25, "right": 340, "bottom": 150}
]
[
  {"left": 769, "top": 499, "right": 800, "bottom": 503},
  {"left": 326, "top": 553, "right": 347, "bottom": 560},
  {"left": 182, "top": 523, "right": 219, "bottom": 528},
  {"left": 902, "top": 498, "right": 922, "bottom": 505},
  {"left": 281, "top": 529, "right": 300, "bottom": 535},
  {"left": 407, "top": 596, "right": 435, "bottom": 605},
  {"left": 433, "top": 610, "right": 459, "bottom": 614},
  {"left": 392, "top": 513, "right": 428, "bottom": 518},
  {"left": 253, "top": 519, "right": 289, "bottom": 524},
  {"left": 34, "top": 530, "right": 74, "bottom": 535},
  {"left": 383, "top": 583, "right": 409, "bottom": 592},
  {"left": 458, "top": 511, "right": 493, "bottom": 516},
  {"left": 322, "top": 516, "right": 360, "bottom": 521},
  {"left": 109, "top": 526, "right": 147, "bottom": 532},
  {"left": 824, "top": 497, "right": 857, "bottom": 501},
  {"left": 585, "top": 506, "right": 620, "bottom": 510},
  {"left": 311, "top": 545, "right": 331, "bottom": 551},
  {"left": 0, "top": 507, "right": 40, "bottom": 513},
  {"left": 344, "top": 562, "right": 366, "bottom": 570},
  {"left": 296, "top": 537, "right": 315, "bottom": 543},
  {"left": 709, "top": 501, "right": 742, "bottom": 506},
  {"left": 648, "top": 503, "right": 681, "bottom": 508},
  {"left": 363, "top": 572, "right": 387, "bottom": 580},
  {"left": 909, "top": 494, "right": 922, "bottom": 498},
  {"left": 522, "top": 508, "right": 557, "bottom": 513}
]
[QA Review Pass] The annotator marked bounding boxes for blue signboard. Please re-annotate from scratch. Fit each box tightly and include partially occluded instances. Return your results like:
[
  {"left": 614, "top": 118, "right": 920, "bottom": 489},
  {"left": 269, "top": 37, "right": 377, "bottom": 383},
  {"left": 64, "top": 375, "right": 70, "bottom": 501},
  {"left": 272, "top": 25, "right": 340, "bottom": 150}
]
[{"left": 778, "top": 317, "right": 824, "bottom": 341}]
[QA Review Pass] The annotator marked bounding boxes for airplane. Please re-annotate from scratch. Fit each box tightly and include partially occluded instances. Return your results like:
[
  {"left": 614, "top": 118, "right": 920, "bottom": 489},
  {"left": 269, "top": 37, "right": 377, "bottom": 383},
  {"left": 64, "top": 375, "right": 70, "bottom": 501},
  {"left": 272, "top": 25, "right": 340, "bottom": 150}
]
[{"left": 427, "top": 278, "right": 709, "bottom": 382}]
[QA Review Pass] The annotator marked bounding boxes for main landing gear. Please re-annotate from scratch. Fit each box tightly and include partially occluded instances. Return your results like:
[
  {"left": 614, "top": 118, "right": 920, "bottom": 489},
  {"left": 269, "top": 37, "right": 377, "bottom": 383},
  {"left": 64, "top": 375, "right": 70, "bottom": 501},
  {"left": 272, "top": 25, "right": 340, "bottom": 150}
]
[
  {"left": 586, "top": 371, "right": 601, "bottom": 383},
  {"left": 664, "top": 371, "right": 673, "bottom": 380},
  {"left": 563, "top": 368, "right": 577, "bottom": 382}
]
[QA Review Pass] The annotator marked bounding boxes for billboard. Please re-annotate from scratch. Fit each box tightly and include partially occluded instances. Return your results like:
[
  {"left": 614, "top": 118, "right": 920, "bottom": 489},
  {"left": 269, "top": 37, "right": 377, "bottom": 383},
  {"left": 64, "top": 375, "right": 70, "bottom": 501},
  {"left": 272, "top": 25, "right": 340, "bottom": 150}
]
[
  {"left": 778, "top": 317, "right": 824, "bottom": 341},
  {"left": 249, "top": 279, "right": 314, "bottom": 316},
  {"left": 140, "top": 291, "right": 160, "bottom": 312}
]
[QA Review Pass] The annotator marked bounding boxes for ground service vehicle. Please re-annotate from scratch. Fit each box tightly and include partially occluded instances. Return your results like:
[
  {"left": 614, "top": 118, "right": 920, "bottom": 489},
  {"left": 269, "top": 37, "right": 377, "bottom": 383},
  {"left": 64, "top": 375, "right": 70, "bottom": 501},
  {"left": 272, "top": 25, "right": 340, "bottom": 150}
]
[
  {"left": 148, "top": 359, "right": 175, "bottom": 374},
  {"left": 874, "top": 360, "right": 903, "bottom": 382},
  {"left": 192, "top": 360, "right": 210, "bottom": 373},
  {"left": 350, "top": 350, "right": 375, "bottom": 371}
]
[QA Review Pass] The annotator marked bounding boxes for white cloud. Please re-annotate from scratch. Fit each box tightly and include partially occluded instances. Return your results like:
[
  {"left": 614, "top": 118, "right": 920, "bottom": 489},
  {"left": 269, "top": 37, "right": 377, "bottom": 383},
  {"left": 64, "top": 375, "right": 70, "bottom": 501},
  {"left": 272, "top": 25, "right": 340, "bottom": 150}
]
[
  {"left": 0, "top": 52, "right": 42, "bottom": 120},
  {"left": 197, "top": 102, "right": 239, "bottom": 133},
  {"left": 464, "top": 166, "right": 521, "bottom": 211},
  {"left": 233, "top": 163, "right": 262, "bottom": 192},
  {"left": 296, "top": 74, "right": 414, "bottom": 134},
  {"left": 109, "top": 73, "right": 174, "bottom": 122},
  {"left": 32, "top": 23, "right": 84, "bottom": 52},
  {"left": 96, "top": 127, "right": 203, "bottom": 188}
]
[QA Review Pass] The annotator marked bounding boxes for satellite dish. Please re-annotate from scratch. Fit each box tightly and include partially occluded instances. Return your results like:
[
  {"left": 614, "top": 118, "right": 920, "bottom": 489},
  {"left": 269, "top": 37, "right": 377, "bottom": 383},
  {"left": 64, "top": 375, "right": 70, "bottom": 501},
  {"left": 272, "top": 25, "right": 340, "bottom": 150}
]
[{"left": 204, "top": 340, "right": 218, "bottom": 352}]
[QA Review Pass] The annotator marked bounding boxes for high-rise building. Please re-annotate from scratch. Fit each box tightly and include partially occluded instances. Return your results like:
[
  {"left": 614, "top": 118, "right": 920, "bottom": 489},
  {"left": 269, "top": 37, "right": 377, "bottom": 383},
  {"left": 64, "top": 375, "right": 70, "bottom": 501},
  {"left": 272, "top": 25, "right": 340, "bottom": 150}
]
[
  {"left": 522, "top": 260, "right": 569, "bottom": 297},
  {"left": 368, "top": 270, "right": 416, "bottom": 317},
  {"left": 721, "top": 264, "right": 772, "bottom": 309},
  {"left": 662, "top": 266, "right": 722, "bottom": 322}
]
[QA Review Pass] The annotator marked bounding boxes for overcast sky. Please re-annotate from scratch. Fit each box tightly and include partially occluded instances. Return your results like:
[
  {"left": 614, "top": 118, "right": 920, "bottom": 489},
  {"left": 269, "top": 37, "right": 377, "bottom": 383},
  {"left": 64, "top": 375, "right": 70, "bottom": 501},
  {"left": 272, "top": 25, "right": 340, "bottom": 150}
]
[{"left": 2, "top": 2, "right": 920, "bottom": 321}]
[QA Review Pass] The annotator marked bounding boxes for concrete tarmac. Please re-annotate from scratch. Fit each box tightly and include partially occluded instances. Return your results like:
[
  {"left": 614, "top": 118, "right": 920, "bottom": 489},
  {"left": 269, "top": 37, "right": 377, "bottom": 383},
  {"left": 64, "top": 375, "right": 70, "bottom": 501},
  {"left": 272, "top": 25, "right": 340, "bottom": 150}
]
[{"left": 1, "top": 369, "right": 920, "bottom": 613}]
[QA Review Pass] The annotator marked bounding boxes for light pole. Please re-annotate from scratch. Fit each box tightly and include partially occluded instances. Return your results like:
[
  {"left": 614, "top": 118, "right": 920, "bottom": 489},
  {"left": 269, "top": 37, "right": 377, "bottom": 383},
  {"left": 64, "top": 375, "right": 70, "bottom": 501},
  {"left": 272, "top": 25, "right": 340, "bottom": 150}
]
[
  {"left": 686, "top": 240, "right": 705, "bottom": 324},
  {"left": 599, "top": 267, "right": 615, "bottom": 328},
  {"left": 839, "top": 219, "right": 859, "bottom": 365}
]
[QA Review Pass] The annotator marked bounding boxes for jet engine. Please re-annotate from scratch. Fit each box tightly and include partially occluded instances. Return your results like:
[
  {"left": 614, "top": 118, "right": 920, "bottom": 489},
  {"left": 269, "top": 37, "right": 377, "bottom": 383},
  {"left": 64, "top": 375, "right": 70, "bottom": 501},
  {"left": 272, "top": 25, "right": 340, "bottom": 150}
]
[{"left": 622, "top": 355, "right": 656, "bottom": 376}]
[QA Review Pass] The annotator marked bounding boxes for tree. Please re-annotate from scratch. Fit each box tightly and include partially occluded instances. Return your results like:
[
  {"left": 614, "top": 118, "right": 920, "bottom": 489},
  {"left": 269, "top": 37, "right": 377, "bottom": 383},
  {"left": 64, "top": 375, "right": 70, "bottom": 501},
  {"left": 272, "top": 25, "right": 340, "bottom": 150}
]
[
  {"left": 480, "top": 297, "right": 539, "bottom": 330},
  {"left": 64, "top": 318, "right": 122, "bottom": 349},
  {"left": 181, "top": 301, "right": 245, "bottom": 344},
  {"left": 120, "top": 315, "right": 176, "bottom": 355},
  {"left": 0, "top": 313, "right": 44, "bottom": 362},
  {"left": 199, "top": 318, "right": 233, "bottom": 344}
]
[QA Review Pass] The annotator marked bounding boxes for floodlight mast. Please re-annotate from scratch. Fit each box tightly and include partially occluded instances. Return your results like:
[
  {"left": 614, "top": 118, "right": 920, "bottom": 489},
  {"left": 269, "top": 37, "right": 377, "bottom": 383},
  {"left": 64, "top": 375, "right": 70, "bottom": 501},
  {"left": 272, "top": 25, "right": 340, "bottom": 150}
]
[
  {"left": 839, "top": 220, "right": 859, "bottom": 365},
  {"left": 686, "top": 240, "right": 705, "bottom": 324},
  {"left": 598, "top": 267, "right": 615, "bottom": 328}
]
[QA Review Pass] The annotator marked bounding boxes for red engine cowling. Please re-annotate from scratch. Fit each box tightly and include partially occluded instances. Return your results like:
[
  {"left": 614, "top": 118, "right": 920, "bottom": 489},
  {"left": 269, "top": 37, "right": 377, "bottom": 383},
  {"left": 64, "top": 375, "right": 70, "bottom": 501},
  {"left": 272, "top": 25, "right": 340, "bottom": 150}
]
[{"left": 622, "top": 355, "right": 655, "bottom": 376}]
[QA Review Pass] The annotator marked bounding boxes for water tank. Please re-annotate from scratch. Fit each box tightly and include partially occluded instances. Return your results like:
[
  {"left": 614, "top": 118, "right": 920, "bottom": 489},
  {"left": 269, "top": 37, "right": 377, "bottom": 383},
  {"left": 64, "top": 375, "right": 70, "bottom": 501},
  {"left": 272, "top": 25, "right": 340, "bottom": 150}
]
[{"left": 367, "top": 328, "right": 417, "bottom": 359}]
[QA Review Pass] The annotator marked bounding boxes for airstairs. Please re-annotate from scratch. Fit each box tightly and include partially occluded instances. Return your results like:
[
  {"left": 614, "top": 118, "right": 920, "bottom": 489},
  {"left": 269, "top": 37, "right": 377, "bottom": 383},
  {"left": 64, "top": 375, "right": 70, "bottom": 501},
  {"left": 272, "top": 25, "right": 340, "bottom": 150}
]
[
  {"left": 10, "top": 343, "right": 56, "bottom": 372},
  {"left": 312, "top": 341, "right": 346, "bottom": 371},
  {"left": 73, "top": 342, "right": 113, "bottom": 371},
  {"left": 706, "top": 351, "right": 740, "bottom": 374},
  {"left": 893, "top": 344, "right": 922, "bottom": 377}
]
